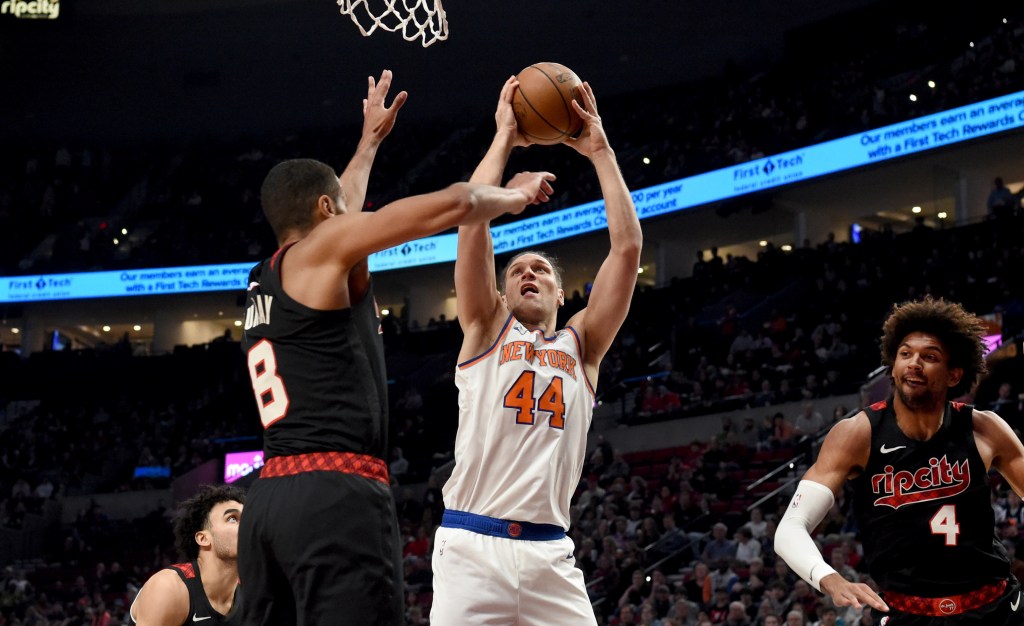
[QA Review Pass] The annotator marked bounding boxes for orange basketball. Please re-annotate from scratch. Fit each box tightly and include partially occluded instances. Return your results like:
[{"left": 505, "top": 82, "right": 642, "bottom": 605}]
[{"left": 512, "top": 62, "right": 584, "bottom": 145}]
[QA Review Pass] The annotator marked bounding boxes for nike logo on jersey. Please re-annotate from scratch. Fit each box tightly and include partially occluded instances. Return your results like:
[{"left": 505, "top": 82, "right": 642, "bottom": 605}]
[
  {"left": 880, "top": 444, "right": 907, "bottom": 454},
  {"left": 1012, "top": 591, "right": 1021, "bottom": 611},
  {"left": 193, "top": 615, "right": 212, "bottom": 622}
]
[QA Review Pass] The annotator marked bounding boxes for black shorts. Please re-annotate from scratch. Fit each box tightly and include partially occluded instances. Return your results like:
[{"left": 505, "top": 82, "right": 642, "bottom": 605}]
[
  {"left": 875, "top": 577, "right": 1024, "bottom": 625},
  {"left": 238, "top": 468, "right": 403, "bottom": 626}
]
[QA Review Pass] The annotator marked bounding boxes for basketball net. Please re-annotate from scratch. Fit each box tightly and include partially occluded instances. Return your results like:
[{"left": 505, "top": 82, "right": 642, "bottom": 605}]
[{"left": 337, "top": 0, "right": 448, "bottom": 47}]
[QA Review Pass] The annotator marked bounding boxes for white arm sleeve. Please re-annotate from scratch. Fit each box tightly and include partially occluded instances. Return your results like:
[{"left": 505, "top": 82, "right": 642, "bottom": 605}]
[{"left": 775, "top": 479, "right": 838, "bottom": 592}]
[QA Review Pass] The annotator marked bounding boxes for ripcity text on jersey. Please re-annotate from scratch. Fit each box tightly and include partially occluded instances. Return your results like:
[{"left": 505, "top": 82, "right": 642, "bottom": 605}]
[{"left": 852, "top": 398, "right": 1010, "bottom": 596}]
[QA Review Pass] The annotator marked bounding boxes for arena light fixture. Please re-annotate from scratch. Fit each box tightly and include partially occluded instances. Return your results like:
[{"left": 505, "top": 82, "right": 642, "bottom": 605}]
[
  {"left": 912, "top": 206, "right": 922, "bottom": 214},
  {"left": 102, "top": 325, "right": 111, "bottom": 332}
]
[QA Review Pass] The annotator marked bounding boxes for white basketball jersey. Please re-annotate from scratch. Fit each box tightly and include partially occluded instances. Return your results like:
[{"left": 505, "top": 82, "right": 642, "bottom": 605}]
[{"left": 443, "top": 315, "right": 595, "bottom": 529}]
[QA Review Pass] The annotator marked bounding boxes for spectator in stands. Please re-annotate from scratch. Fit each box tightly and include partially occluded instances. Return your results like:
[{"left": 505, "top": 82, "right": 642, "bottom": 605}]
[
  {"left": 388, "top": 446, "right": 409, "bottom": 480},
  {"left": 850, "top": 605, "right": 877, "bottom": 626},
  {"left": 725, "top": 600, "right": 753, "bottom": 626},
  {"left": 709, "top": 558, "right": 739, "bottom": 596},
  {"left": 785, "top": 608, "right": 808, "bottom": 626},
  {"left": 653, "top": 514, "right": 689, "bottom": 557},
  {"left": 702, "top": 522, "right": 737, "bottom": 564},
  {"left": 734, "top": 416, "right": 760, "bottom": 447},
  {"left": 792, "top": 403, "right": 825, "bottom": 439},
  {"left": 746, "top": 507, "right": 768, "bottom": 540},
  {"left": 616, "top": 603, "right": 639, "bottom": 625},
  {"left": 1003, "top": 490, "right": 1024, "bottom": 527},
  {"left": 769, "top": 413, "right": 796, "bottom": 449},
  {"left": 989, "top": 382, "right": 1022, "bottom": 425},
  {"left": 987, "top": 177, "right": 1018, "bottom": 218},
  {"left": 683, "top": 562, "right": 711, "bottom": 605},
  {"left": 604, "top": 450, "right": 633, "bottom": 483},
  {"left": 735, "top": 526, "right": 762, "bottom": 564},
  {"left": 811, "top": 606, "right": 838, "bottom": 626},
  {"left": 668, "top": 598, "right": 700, "bottom": 626},
  {"left": 707, "top": 588, "right": 732, "bottom": 623}
]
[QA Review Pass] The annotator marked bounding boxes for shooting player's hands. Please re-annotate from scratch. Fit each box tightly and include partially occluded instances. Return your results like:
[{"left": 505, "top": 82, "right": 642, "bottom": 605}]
[{"left": 505, "top": 171, "right": 556, "bottom": 212}]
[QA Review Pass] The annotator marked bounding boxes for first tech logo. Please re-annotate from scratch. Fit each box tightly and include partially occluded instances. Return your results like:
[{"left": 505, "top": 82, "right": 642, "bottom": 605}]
[{"left": 1, "top": 0, "right": 59, "bottom": 19}]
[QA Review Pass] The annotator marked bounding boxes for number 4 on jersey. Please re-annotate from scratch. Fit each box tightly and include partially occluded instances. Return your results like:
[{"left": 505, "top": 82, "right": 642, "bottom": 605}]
[
  {"left": 503, "top": 371, "right": 566, "bottom": 429},
  {"left": 929, "top": 504, "right": 960, "bottom": 546}
]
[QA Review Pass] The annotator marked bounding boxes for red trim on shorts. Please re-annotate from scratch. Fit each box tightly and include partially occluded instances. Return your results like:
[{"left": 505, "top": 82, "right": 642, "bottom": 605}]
[
  {"left": 884, "top": 580, "right": 1006, "bottom": 616},
  {"left": 260, "top": 451, "right": 389, "bottom": 485}
]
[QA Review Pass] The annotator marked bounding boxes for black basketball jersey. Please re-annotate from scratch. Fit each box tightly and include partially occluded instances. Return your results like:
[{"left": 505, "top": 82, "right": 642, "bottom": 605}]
[
  {"left": 128, "top": 561, "right": 242, "bottom": 625},
  {"left": 241, "top": 245, "right": 388, "bottom": 460},
  {"left": 851, "top": 397, "right": 1009, "bottom": 595}
]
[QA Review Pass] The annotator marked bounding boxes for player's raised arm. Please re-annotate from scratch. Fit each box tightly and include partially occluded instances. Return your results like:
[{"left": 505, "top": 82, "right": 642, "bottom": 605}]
[
  {"left": 130, "top": 570, "right": 190, "bottom": 626},
  {"left": 564, "top": 82, "right": 643, "bottom": 372},
  {"left": 316, "top": 175, "right": 553, "bottom": 271},
  {"left": 456, "top": 76, "right": 542, "bottom": 344},
  {"left": 338, "top": 69, "right": 407, "bottom": 216}
]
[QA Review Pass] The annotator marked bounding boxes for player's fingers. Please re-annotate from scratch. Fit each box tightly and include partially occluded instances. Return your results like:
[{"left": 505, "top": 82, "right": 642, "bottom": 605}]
[
  {"left": 500, "top": 77, "right": 516, "bottom": 103},
  {"left": 830, "top": 591, "right": 859, "bottom": 609},
  {"left": 861, "top": 589, "right": 889, "bottom": 612},
  {"left": 389, "top": 91, "right": 409, "bottom": 113},
  {"left": 581, "top": 82, "right": 597, "bottom": 111},
  {"left": 376, "top": 69, "right": 392, "bottom": 92},
  {"left": 842, "top": 585, "right": 887, "bottom": 612}
]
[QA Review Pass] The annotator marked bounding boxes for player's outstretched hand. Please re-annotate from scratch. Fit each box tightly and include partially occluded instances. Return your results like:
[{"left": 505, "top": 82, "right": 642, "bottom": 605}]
[
  {"left": 820, "top": 574, "right": 889, "bottom": 613},
  {"left": 496, "top": 76, "right": 532, "bottom": 148},
  {"left": 565, "top": 82, "right": 610, "bottom": 158},
  {"left": 505, "top": 171, "right": 556, "bottom": 212},
  {"left": 362, "top": 69, "right": 408, "bottom": 145}
]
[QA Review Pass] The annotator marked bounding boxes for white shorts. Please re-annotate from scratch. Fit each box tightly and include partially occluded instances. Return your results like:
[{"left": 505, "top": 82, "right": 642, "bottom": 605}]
[{"left": 430, "top": 526, "right": 597, "bottom": 626}]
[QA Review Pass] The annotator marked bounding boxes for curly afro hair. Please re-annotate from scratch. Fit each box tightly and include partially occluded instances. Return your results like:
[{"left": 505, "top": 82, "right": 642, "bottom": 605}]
[
  {"left": 174, "top": 484, "right": 246, "bottom": 561},
  {"left": 880, "top": 296, "right": 988, "bottom": 398}
]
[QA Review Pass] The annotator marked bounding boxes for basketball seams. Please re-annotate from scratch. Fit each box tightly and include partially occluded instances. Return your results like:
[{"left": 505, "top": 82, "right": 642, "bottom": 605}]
[
  {"left": 513, "top": 62, "right": 581, "bottom": 143},
  {"left": 527, "top": 64, "right": 575, "bottom": 137}
]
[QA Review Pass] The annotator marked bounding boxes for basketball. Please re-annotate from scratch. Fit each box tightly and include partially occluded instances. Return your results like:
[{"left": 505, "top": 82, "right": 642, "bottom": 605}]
[{"left": 512, "top": 62, "right": 585, "bottom": 145}]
